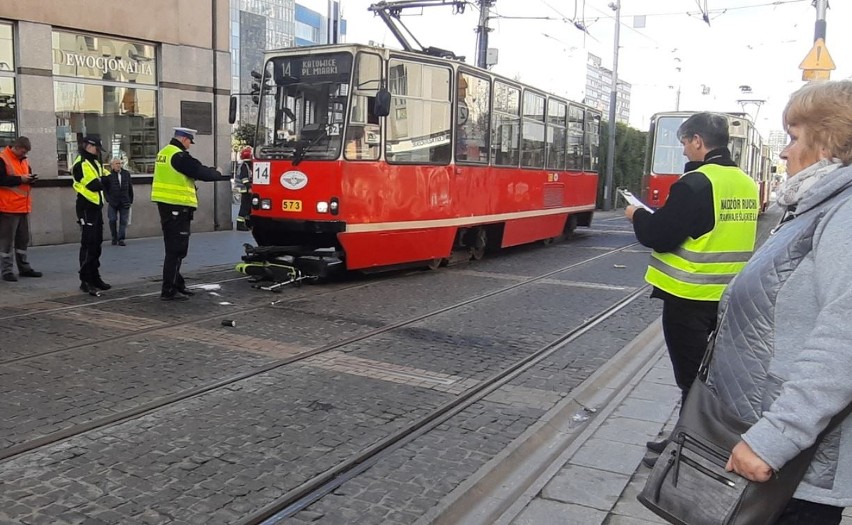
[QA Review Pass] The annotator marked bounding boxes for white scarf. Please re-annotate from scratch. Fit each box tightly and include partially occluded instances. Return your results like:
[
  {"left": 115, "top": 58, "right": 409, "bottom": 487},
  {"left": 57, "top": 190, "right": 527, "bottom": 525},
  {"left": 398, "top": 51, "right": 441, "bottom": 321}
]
[{"left": 776, "top": 158, "right": 842, "bottom": 208}]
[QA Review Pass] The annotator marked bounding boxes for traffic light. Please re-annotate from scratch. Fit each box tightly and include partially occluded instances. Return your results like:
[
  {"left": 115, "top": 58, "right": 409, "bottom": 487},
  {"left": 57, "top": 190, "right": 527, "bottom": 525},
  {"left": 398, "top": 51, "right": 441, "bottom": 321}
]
[{"left": 249, "top": 72, "right": 272, "bottom": 105}]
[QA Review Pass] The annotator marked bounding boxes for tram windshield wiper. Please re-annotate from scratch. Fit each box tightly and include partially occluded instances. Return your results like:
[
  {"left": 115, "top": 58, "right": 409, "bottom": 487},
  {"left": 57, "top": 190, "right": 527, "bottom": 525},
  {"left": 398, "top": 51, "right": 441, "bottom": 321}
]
[{"left": 292, "top": 124, "right": 328, "bottom": 166}]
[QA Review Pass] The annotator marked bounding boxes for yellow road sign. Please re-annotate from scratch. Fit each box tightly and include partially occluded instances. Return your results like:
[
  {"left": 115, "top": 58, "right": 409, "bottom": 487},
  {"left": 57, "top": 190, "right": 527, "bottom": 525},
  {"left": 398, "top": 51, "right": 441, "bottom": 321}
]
[
  {"left": 802, "top": 69, "right": 831, "bottom": 81},
  {"left": 799, "top": 38, "right": 836, "bottom": 71}
]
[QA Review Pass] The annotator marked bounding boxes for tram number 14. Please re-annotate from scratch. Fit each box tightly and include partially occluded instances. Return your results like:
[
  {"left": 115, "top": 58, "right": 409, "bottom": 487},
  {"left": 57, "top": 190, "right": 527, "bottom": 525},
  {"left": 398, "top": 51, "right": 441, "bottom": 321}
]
[
  {"left": 253, "top": 162, "right": 271, "bottom": 185},
  {"left": 281, "top": 199, "right": 302, "bottom": 212}
]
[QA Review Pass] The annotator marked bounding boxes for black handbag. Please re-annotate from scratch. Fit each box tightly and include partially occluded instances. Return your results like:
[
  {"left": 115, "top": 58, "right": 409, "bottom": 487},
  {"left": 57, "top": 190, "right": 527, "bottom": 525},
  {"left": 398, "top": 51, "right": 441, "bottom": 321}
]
[{"left": 638, "top": 337, "right": 851, "bottom": 525}]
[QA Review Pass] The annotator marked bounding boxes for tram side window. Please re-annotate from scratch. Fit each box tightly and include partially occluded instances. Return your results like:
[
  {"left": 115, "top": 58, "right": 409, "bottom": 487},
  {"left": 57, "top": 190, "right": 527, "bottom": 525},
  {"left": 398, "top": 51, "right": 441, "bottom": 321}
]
[
  {"left": 346, "top": 52, "right": 382, "bottom": 161},
  {"left": 521, "top": 91, "right": 546, "bottom": 168},
  {"left": 546, "top": 99, "right": 567, "bottom": 170},
  {"left": 566, "top": 105, "right": 584, "bottom": 170},
  {"left": 455, "top": 72, "right": 490, "bottom": 164},
  {"left": 386, "top": 59, "right": 452, "bottom": 165},
  {"left": 584, "top": 112, "right": 600, "bottom": 172},
  {"left": 491, "top": 81, "right": 520, "bottom": 167},
  {"left": 730, "top": 137, "right": 745, "bottom": 170}
]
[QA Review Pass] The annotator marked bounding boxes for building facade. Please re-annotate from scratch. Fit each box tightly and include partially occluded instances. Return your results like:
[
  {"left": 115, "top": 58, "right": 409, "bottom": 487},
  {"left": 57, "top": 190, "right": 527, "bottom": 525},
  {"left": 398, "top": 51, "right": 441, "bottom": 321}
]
[
  {"left": 229, "top": 0, "right": 345, "bottom": 127},
  {"left": 0, "top": 1, "right": 233, "bottom": 245},
  {"left": 767, "top": 129, "right": 787, "bottom": 159},
  {"left": 584, "top": 53, "right": 630, "bottom": 125}
]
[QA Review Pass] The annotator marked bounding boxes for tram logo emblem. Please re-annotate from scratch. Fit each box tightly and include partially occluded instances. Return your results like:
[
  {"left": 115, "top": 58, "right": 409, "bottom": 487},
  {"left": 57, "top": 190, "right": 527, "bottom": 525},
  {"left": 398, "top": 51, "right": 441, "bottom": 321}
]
[{"left": 280, "top": 170, "right": 308, "bottom": 190}]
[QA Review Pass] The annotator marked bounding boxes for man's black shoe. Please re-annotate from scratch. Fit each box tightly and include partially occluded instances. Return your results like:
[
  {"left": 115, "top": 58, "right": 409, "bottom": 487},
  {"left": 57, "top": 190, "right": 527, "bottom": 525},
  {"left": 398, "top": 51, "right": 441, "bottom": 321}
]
[
  {"left": 118, "top": 240, "right": 126, "bottom": 246},
  {"left": 177, "top": 287, "right": 195, "bottom": 296},
  {"left": 111, "top": 239, "right": 118, "bottom": 245},
  {"left": 646, "top": 438, "right": 670, "bottom": 454},
  {"left": 642, "top": 451, "right": 660, "bottom": 469},
  {"left": 19, "top": 269, "right": 42, "bottom": 278},
  {"left": 3, "top": 273, "right": 17, "bottom": 282},
  {"left": 93, "top": 278, "right": 112, "bottom": 290},
  {"left": 80, "top": 282, "right": 101, "bottom": 296},
  {"left": 160, "top": 293, "right": 189, "bottom": 302}
]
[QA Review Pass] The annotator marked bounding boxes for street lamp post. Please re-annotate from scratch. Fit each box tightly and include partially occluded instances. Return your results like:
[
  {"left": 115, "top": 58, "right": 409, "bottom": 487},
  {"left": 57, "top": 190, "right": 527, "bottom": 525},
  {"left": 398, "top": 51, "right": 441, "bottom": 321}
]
[
  {"left": 602, "top": 0, "right": 620, "bottom": 211},
  {"left": 674, "top": 56, "right": 682, "bottom": 110}
]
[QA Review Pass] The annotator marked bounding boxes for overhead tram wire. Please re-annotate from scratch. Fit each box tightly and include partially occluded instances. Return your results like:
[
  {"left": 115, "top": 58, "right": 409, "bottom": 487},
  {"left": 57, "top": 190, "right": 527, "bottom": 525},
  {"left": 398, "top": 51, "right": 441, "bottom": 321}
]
[
  {"left": 574, "top": 0, "right": 809, "bottom": 45},
  {"left": 536, "top": 0, "right": 596, "bottom": 39},
  {"left": 577, "top": 0, "right": 662, "bottom": 47},
  {"left": 493, "top": 1, "right": 598, "bottom": 45},
  {"left": 604, "top": 0, "right": 808, "bottom": 19}
]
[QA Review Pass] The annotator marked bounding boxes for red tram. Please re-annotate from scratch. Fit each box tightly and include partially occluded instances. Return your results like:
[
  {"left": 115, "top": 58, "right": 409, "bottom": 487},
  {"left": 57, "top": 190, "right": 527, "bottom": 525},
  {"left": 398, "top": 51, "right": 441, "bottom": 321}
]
[
  {"left": 238, "top": 44, "right": 602, "bottom": 274},
  {"left": 641, "top": 111, "right": 772, "bottom": 210}
]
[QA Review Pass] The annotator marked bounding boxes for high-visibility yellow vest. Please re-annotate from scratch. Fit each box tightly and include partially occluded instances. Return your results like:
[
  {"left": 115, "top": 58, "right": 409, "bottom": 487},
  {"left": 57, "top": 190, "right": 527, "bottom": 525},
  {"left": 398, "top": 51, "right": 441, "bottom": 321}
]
[
  {"left": 645, "top": 164, "right": 759, "bottom": 301},
  {"left": 151, "top": 144, "right": 197, "bottom": 208},
  {"left": 72, "top": 155, "right": 103, "bottom": 205}
]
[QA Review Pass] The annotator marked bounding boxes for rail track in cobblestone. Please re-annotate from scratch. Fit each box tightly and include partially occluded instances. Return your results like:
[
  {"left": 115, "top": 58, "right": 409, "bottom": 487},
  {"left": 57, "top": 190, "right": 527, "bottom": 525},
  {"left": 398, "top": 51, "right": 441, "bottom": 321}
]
[
  {"left": 244, "top": 283, "right": 652, "bottom": 525},
  {"left": 0, "top": 241, "right": 639, "bottom": 464},
  {"left": 0, "top": 274, "right": 371, "bottom": 367},
  {"left": 0, "top": 272, "right": 248, "bottom": 323}
]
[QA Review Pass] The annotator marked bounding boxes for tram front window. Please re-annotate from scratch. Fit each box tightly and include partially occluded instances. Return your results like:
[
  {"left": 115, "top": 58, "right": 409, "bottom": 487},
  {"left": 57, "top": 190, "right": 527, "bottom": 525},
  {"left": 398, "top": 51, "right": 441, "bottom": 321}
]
[
  {"left": 652, "top": 116, "right": 688, "bottom": 175},
  {"left": 255, "top": 52, "right": 353, "bottom": 161}
]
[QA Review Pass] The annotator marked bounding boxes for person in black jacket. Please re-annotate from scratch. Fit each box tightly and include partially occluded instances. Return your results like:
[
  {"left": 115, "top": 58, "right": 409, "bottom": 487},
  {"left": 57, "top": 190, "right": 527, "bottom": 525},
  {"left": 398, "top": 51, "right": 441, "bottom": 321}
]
[
  {"left": 152, "top": 127, "right": 232, "bottom": 301},
  {"left": 625, "top": 112, "right": 758, "bottom": 464},
  {"left": 102, "top": 158, "right": 133, "bottom": 246},
  {"left": 72, "top": 136, "right": 110, "bottom": 295}
]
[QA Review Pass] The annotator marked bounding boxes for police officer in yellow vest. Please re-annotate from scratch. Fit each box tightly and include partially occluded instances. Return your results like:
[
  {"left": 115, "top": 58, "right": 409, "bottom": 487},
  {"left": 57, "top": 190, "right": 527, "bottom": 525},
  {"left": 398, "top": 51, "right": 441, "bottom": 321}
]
[
  {"left": 73, "top": 136, "right": 111, "bottom": 296},
  {"left": 625, "top": 112, "right": 759, "bottom": 461},
  {"left": 152, "top": 127, "right": 231, "bottom": 301}
]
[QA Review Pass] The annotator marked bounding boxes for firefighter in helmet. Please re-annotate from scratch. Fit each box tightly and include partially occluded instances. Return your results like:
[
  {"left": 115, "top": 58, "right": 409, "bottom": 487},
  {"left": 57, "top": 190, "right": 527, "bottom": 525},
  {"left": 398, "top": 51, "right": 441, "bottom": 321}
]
[{"left": 236, "top": 146, "right": 253, "bottom": 231}]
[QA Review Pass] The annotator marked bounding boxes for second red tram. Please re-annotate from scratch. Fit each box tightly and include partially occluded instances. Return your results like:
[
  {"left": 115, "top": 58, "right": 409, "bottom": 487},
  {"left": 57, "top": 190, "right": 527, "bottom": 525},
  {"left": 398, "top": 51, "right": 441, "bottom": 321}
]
[
  {"left": 241, "top": 44, "right": 602, "bottom": 274},
  {"left": 642, "top": 111, "right": 772, "bottom": 210}
]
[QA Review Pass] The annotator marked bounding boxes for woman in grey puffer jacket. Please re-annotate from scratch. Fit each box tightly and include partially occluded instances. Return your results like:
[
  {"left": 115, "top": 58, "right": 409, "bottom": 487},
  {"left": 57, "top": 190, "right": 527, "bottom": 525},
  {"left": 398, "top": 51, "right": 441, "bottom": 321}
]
[{"left": 708, "top": 80, "right": 852, "bottom": 524}]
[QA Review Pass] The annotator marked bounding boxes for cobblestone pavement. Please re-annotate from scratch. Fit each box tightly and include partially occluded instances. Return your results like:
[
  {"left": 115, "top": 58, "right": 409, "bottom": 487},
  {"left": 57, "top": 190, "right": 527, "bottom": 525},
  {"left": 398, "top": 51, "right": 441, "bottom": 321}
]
[
  {"left": 284, "top": 292, "right": 663, "bottom": 524},
  {"left": 0, "top": 220, "right": 653, "bottom": 524},
  {"left": 0, "top": 229, "right": 256, "bottom": 308}
]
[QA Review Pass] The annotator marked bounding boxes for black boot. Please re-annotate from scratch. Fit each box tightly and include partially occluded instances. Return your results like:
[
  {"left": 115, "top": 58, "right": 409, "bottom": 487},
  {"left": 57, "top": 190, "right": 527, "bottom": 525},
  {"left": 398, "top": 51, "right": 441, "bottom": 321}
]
[
  {"left": 646, "top": 438, "right": 670, "bottom": 454},
  {"left": 93, "top": 277, "right": 112, "bottom": 290},
  {"left": 80, "top": 282, "right": 100, "bottom": 296}
]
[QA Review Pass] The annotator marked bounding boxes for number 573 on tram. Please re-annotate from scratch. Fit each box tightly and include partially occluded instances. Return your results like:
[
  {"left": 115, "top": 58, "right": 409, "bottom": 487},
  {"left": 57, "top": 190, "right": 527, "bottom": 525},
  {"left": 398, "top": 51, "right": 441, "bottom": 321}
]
[{"left": 238, "top": 43, "right": 603, "bottom": 276}]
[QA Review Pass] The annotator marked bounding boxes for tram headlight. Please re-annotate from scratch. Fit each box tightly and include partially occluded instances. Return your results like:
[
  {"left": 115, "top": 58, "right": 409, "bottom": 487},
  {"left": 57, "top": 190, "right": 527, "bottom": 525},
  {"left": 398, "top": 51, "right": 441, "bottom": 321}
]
[
  {"left": 260, "top": 199, "right": 272, "bottom": 210},
  {"left": 329, "top": 197, "right": 340, "bottom": 216},
  {"left": 316, "top": 201, "right": 329, "bottom": 213},
  {"left": 251, "top": 195, "right": 260, "bottom": 208},
  {"left": 652, "top": 189, "right": 660, "bottom": 202}
]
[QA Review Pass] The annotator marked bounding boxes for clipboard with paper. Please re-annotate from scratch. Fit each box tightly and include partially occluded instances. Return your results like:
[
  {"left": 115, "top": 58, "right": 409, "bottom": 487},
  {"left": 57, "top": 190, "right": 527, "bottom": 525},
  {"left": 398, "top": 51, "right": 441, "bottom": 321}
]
[{"left": 617, "top": 188, "right": 654, "bottom": 213}]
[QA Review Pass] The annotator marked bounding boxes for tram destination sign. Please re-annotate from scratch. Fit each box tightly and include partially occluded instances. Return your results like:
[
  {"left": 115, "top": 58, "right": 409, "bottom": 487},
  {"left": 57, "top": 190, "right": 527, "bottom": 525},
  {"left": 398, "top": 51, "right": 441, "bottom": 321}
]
[{"left": 273, "top": 53, "right": 353, "bottom": 85}]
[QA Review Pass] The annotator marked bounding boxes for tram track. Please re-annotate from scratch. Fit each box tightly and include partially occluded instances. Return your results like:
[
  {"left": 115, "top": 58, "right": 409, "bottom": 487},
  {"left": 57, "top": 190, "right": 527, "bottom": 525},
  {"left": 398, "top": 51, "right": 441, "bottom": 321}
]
[
  {"left": 0, "top": 241, "right": 639, "bottom": 464},
  {"left": 0, "top": 267, "right": 242, "bottom": 322},
  {"left": 243, "top": 284, "right": 652, "bottom": 525},
  {"left": 0, "top": 274, "right": 372, "bottom": 367}
]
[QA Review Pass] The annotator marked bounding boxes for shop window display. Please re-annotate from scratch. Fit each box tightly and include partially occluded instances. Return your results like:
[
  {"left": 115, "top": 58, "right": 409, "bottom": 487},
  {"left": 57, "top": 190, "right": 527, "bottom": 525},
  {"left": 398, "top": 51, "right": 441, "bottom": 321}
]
[
  {"left": 52, "top": 31, "right": 158, "bottom": 175},
  {"left": 0, "top": 24, "right": 16, "bottom": 147}
]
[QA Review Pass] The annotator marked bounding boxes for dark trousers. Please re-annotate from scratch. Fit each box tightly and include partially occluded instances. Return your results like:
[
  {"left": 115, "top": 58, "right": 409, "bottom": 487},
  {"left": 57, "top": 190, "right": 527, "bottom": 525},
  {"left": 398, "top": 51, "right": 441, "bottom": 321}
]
[
  {"left": 0, "top": 212, "right": 33, "bottom": 276},
  {"left": 661, "top": 298, "right": 718, "bottom": 405},
  {"left": 108, "top": 204, "right": 130, "bottom": 242},
  {"left": 157, "top": 203, "right": 192, "bottom": 295},
  {"left": 238, "top": 188, "right": 252, "bottom": 220},
  {"left": 774, "top": 498, "right": 843, "bottom": 525},
  {"left": 77, "top": 203, "right": 103, "bottom": 284}
]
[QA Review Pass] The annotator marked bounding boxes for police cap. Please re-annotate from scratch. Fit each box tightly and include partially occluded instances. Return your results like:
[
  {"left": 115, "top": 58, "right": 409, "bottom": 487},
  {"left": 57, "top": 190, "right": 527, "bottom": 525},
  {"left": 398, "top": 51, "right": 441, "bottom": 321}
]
[{"left": 173, "top": 127, "right": 197, "bottom": 144}]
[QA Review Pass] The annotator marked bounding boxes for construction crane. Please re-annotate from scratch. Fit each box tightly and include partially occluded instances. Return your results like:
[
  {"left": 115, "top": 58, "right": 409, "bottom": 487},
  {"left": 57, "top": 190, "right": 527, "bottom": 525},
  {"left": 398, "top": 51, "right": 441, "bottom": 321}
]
[{"left": 368, "top": 0, "right": 468, "bottom": 60}]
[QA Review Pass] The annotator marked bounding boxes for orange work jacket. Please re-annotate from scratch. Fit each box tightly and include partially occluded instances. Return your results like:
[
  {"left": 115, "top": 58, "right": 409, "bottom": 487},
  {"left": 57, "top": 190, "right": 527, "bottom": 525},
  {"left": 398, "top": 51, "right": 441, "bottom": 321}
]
[{"left": 0, "top": 146, "right": 32, "bottom": 214}]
